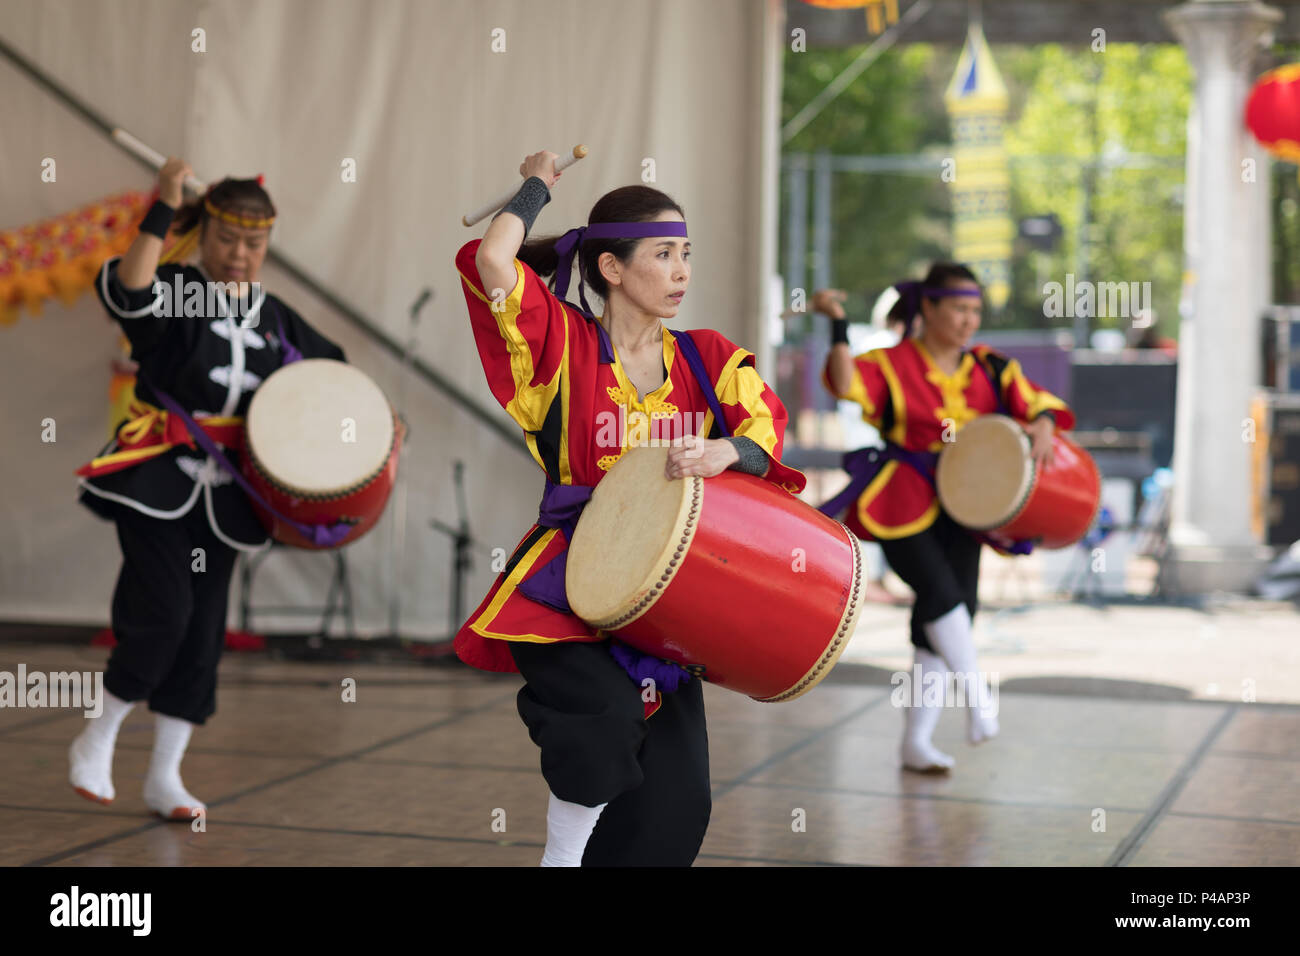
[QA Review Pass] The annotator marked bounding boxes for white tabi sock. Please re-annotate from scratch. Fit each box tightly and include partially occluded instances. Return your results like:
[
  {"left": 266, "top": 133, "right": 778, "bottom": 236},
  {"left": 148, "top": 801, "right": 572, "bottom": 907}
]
[
  {"left": 539, "top": 792, "right": 608, "bottom": 867},
  {"left": 922, "top": 603, "right": 1000, "bottom": 745},
  {"left": 69, "top": 690, "right": 136, "bottom": 803},
  {"left": 900, "top": 648, "right": 956, "bottom": 772},
  {"left": 142, "top": 712, "right": 206, "bottom": 820}
]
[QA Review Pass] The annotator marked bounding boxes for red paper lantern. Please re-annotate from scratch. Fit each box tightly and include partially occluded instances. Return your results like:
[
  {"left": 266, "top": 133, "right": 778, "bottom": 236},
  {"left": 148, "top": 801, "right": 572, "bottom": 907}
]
[
  {"left": 1246, "top": 64, "right": 1300, "bottom": 165},
  {"left": 800, "top": 0, "right": 898, "bottom": 33}
]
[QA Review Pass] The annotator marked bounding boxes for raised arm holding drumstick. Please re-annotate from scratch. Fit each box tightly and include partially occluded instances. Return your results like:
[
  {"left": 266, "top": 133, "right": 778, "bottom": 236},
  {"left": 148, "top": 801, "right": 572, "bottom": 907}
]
[
  {"left": 454, "top": 148, "right": 807, "bottom": 867},
  {"left": 807, "top": 266, "right": 1076, "bottom": 775},
  {"left": 69, "top": 153, "right": 346, "bottom": 822}
]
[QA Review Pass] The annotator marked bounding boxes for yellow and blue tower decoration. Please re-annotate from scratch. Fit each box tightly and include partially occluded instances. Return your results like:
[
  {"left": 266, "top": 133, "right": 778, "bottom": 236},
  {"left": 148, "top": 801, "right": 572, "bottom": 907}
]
[{"left": 944, "top": 20, "right": 1012, "bottom": 311}]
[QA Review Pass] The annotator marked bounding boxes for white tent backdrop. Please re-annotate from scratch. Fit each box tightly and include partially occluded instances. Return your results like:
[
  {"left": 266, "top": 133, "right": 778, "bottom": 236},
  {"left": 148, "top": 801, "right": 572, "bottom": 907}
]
[{"left": 0, "top": 0, "right": 785, "bottom": 638}]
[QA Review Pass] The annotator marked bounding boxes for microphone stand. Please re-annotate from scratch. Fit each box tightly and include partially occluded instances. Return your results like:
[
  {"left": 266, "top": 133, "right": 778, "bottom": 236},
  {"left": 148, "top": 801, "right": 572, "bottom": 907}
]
[
  {"left": 429, "top": 461, "right": 474, "bottom": 645},
  {"left": 382, "top": 287, "right": 432, "bottom": 641}
]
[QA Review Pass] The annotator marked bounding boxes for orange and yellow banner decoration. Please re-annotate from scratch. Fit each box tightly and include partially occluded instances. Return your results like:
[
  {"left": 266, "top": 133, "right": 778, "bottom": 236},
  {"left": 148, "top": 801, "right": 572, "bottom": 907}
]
[{"left": 0, "top": 190, "right": 152, "bottom": 326}]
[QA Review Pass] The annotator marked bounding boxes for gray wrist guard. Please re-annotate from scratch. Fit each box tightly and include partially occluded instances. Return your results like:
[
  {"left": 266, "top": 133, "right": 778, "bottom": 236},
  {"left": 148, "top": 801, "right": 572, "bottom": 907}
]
[
  {"left": 496, "top": 176, "right": 551, "bottom": 236},
  {"left": 725, "top": 436, "right": 769, "bottom": 477}
]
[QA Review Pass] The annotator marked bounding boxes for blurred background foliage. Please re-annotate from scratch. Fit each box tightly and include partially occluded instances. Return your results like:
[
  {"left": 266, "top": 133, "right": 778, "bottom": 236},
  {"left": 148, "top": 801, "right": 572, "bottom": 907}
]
[{"left": 779, "top": 41, "right": 1236, "bottom": 337}]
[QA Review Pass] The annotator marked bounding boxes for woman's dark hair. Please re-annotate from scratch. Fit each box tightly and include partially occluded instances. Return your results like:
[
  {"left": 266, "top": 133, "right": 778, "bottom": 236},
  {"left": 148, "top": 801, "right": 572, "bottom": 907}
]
[
  {"left": 887, "top": 261, "right": 980, "bottom": 330},
  {"left": 172, "top": 177, "right": 277, "bottom": 235},
  {"left": 517, "top": 185, "right": 685, "bottom": 303}
]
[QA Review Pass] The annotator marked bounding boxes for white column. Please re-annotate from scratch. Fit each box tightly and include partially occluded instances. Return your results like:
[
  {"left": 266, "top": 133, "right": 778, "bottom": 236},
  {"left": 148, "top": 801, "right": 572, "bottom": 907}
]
[
  {"left": 755, "top": 0, "right": 787, "bottom": 376},
  {"left": 1163, "top": 0, "right": 1281, "bottom": 591}
]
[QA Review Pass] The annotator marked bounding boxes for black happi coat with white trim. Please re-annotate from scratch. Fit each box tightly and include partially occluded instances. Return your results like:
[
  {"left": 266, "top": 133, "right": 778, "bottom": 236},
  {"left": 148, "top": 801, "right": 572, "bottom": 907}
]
[{"left": 79, "top": 257, "right": 346, "bottom": 550}]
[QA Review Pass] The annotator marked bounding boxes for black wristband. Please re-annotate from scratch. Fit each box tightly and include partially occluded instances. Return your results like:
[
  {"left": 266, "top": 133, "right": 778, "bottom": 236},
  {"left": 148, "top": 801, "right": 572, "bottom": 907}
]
[
  {"left": 1034, "top": 410, "right": 1057, "bottom": 425},
  {"left": 725, "top": 436, "right": 769, "bottom": 477},
  {"left": 496, "top": 176, "right": 551, "bottom": 237},
  {"left": 830, "top": 318, "right": 850, "bottom": 345},
  {"left": 139, "top": 199, "right": 176, "bottom": 240}
]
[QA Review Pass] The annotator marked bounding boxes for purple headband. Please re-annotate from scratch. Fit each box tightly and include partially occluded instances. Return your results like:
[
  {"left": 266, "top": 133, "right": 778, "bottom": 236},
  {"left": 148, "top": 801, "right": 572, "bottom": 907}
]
[
  {"left": 892, "top": 279, "right": 981, "bottom": 334},
  {"left": 554, "top": 221, "right": 689, "bottom": 318}
]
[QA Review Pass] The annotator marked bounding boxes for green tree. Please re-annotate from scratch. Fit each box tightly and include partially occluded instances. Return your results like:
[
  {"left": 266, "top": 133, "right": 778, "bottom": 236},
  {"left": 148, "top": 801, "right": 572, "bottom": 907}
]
[
  {"left": 781, "top": 41, "right": 1194, "bottom": 336},
  {"left": 1000, "top": 43, "right": 1190, "bottom": 333},
  {"left": 782, "top": 45, "right": 953, "bottom": 321}
]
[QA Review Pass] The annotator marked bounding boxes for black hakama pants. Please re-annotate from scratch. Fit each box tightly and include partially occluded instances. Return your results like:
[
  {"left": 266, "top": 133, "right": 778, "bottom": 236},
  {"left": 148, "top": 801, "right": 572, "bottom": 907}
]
[
  {"left": 103, "top": 504, "right": 240, "bottom": 725},
  {"left": 879, "top": 510, "right": 983, "bottom": 652},
  {"left": 509, "top": 639, "right": 712, "bottom": 867}
]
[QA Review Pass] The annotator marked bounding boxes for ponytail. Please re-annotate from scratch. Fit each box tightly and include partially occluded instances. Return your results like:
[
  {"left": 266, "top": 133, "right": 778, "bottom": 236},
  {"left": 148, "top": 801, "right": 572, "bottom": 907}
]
[{"left": 517, "top": 234, "right": 562, "bottom": 278}]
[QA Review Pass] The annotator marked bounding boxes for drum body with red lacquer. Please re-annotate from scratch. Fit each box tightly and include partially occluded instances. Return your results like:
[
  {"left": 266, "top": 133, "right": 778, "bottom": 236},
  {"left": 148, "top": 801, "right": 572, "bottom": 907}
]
[
  {"left": 935, "top": 414, "right": 1100, "bottom": 550},
  {"left": 565, "top": 445, "right": 864, "bottom": 701},
  {"left": 241, "top": 359, "right": 402, "bottom": 549}
]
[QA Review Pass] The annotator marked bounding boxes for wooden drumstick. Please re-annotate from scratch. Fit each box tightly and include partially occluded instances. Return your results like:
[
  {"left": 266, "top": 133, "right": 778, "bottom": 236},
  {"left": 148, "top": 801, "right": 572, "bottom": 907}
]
[
  {"left": 462, "top": 145, "right": 588, "bottom": 227},
  {"left": 111, "top": 127, "right": 207, "bottom": 193}
]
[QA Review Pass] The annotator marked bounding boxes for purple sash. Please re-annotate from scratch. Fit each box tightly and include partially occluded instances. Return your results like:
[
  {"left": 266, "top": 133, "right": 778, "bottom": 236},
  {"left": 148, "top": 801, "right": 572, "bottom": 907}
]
[
  {"left": 817, "top": 444, "right": 940, "bottom": 521},
  {"left": 140, "top": 307, "right": 353, "bottom": 548},
  {"left": 515, "top": 480, "right": 594, "bottom": 613}
]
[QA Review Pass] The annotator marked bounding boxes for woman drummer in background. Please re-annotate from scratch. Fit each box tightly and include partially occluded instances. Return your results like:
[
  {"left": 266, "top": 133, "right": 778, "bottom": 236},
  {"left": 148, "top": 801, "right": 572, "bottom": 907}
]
[
  {"left": 457, "top": 150, "right": 805, "bottom": 866},
  {"left": 812, "top": 265, "right": 1074, "bottom": 773},
  {"left": 70, "top": 158, "right": 345, "bottom": 819}
]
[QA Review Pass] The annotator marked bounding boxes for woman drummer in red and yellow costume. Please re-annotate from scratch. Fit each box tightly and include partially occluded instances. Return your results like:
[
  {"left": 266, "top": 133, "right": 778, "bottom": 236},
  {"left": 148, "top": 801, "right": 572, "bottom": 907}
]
[
  {"left": 457, "top": 150, "right": 803, "bottom": 867},
  {"left": 814, "top": 264, "right": 1074, "bottom": 774}
]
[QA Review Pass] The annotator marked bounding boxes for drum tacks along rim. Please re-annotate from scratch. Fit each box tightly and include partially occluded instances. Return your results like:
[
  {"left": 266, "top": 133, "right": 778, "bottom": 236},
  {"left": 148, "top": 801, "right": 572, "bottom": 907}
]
[
  {"left": 245, "top": 418, "right": 399, "bottom": 502},
  {"left": 244, "top": 359, "right": 398, "bottom": 502},
  {"left": 936, "top": 413, "right": 1105, "bottom": 548},
  {"left": 582, "top": 475, "right": 703, "bottom": 632},
  {"left": 935, "top": 418, "right": 1038, "bottom": 531},
  {"left": 570, "top": 450, "right": 866, "bottom": 703}
]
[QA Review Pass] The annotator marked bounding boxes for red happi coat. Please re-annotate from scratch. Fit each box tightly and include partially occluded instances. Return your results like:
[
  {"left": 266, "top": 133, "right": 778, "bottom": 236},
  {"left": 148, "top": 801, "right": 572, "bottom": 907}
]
[
  {"left": 823, "top": 336, "right": 1076, "bottom": 541},
  {"left": 455, "top": 239, "right": 806, "bottom": 674}
]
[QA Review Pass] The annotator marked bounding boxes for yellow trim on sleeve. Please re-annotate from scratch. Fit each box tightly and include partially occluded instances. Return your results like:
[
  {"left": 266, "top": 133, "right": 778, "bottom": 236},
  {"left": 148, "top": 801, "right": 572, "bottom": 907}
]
[
  {"left": 457, "top": 259, "right": 561, "bottom": 433},
  {"left": 872, "top": 350, "right": 908, "bottom": 446},
  {"left": 557, "top": 329, "right": 572, "bottom": 484},
  {"left": 1000, "top": 357, "right": 1069, "bottom": 422},
  {"left": 720, "top": 363, "right": 783, "bottom": 458},
  {"left": 842, "top": 360, "right": 877, "bottom": 423},
  {"left": 1023, "top": 386, "right": 1069, "bottom": 422},
  {"left": 698, "top": 347, "right": 752, "bottom": 438}
]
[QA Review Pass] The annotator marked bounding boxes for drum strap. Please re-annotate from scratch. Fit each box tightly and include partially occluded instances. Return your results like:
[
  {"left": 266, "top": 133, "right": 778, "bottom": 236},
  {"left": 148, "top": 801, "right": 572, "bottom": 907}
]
[
  {"left": 272, "top": 306, "right": 304, "bottom": 365},
  {"left": 668, "top": 329, "right": 732, "bottom": 438},
  {"left": 972, "top": 351, "right": 1011, "bottom": 416}
]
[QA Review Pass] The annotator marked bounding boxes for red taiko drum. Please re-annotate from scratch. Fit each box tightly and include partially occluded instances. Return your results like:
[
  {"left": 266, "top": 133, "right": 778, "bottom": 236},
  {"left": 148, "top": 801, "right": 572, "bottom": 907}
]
[
  {"left": 935, "top": 414, "right": 1100, "bottom": 549},
  {"left": 242, "top": 359, "right": 402, "bottom": 549},
  {"left": 565, "top": 445, "right": 865, "bottom": 701}
]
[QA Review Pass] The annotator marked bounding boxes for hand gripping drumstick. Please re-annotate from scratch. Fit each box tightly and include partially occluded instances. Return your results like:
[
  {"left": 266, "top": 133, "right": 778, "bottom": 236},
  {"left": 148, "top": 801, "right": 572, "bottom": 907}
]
[
  {"left": 111, "top": 127, "right": 208, "bottom": 193},
  {"left": 462, "top": 145, "right": 588, "bottom": 227}
]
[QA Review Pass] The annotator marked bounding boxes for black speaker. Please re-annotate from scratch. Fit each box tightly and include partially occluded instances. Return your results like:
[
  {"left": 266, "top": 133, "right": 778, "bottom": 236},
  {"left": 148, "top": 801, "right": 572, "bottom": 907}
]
[
  {"left": 1069, "top": 353, "right": 1178, "bottom": 469},
  {"left": 1262, "top": 308, "right": 1300, "bottom": 392},
  {"left": 1253, "top": 393, "right": 1300, "bottom": 546}
]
